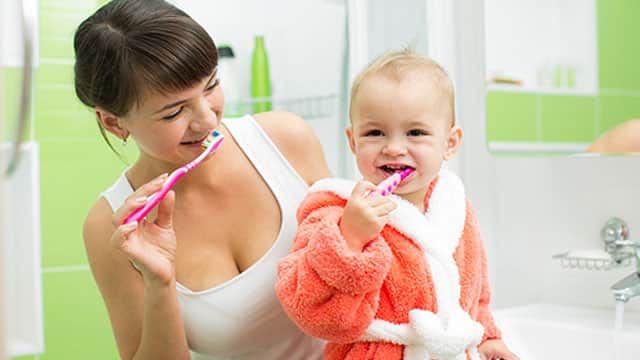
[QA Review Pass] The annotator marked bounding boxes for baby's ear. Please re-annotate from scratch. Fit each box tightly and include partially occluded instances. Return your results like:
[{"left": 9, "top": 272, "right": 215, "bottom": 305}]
[
  {"left": 345, "top": 126, "right": 357, "bottom": 155},
  {"left": 444, "top": 126, "right": 463, "bottom": 160}
]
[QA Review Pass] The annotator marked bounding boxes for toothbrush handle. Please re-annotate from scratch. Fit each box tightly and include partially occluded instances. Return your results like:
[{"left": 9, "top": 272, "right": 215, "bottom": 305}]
[
  {"left": 375, "top": 173, "right": 402, "bottom": 196},
  {"left": 364, "top": 173, "right": 402, "bottom": 198},
  {"left": 122, "top": 168, "right": 187, "bottom": 224}
]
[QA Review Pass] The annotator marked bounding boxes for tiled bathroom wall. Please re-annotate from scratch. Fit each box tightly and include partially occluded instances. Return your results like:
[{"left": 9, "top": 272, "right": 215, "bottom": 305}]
[
  {"left": 486, "top": 0, "right": 640, "bottom": 152},
  {"left": 11, "top": 0, "right": 125, "bottom": 359}
]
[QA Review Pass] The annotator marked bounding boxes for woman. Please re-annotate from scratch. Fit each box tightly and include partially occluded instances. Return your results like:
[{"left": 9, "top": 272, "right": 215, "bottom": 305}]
[{"left": 76, "top": 0, "right": 330, "bottom": 359}]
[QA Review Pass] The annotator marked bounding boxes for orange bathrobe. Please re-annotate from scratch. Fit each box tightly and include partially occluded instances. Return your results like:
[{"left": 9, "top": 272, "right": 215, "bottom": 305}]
[{"left": 276, "top": 169, "right": 501, "bottom": 360}]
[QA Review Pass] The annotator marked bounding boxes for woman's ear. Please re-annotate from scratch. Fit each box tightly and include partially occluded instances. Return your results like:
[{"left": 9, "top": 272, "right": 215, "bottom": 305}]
[
  {"left": 95, "top": 107, "right": 128, "bottom": 141},
  {"left": 444, "top": 126, "right": 463, "bottom": 160}
]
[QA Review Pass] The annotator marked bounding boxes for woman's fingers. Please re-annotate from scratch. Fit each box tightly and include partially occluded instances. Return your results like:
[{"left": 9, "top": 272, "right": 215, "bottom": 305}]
[
  {"left": 155, "top": 190, "right": 175, "bottom": 229},
  {"left": 110, "top": 220, "right": 138, "bottom": 251},
  {"left": 112, "top": 173, "right": 168, "bottom": 226}
]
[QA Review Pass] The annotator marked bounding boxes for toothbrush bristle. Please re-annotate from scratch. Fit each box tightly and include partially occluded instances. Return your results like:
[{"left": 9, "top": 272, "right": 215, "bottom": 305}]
[
  {"left": 201, "top": 131, "right": 220, "bottom": 149},
  {"left": 398, "top": 168, "right": 414, "bottom": 180}
]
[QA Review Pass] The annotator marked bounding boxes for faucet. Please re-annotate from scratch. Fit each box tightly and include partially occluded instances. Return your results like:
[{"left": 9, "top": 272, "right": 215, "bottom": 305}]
[
  {"left": 602, "top": 218, "right": 640, "bottom": 303},
  {"left": 610, "top": 241, "right": 640, "bottom": 303}
]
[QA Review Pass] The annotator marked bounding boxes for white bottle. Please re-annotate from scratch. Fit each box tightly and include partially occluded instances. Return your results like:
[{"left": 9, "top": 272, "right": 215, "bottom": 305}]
[{"left": 217, "top": 44, "right": 243, "bottom": 117}]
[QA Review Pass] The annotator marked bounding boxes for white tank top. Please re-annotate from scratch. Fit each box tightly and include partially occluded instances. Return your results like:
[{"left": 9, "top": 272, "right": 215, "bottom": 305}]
[{"left": 100, "top": 115, "right": 324, "bottom": 359}]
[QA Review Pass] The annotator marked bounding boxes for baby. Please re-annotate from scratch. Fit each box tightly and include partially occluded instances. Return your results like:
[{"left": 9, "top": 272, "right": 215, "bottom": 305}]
[{"left": 276, "top": 50, "right": 518, "bottom": 360}]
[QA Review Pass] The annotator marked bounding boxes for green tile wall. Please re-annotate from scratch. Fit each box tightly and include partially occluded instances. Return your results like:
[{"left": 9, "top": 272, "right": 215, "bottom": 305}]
[
  {"left": 597, "top": 0, "right": 640, "bottom": 91},
  {"left": 487, "top": 0, "right": 640, "bottom": 152},
  {"left": 599, "top": 95, "right": 640, "bottom": 133},
  {"left": 2, "top": 67, "right": 34, "bottom": 142},
  {"left": 39, "top": 271, "right": 118, "bottom": 359},
  {"left": 486, "top": 92, "right": 537, "bottom": 142},
  {"left": 539, "top": 95, "right": 596, "bottom": 142},
  {"left": 9, "top": 0, "right": 130, "bottom": 359}
]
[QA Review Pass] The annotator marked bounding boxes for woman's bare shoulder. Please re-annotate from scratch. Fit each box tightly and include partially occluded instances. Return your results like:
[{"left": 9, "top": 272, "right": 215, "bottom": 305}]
[
  {"left": 253, "top": 111, "right": 331, "bottom": 184},
  {"left": 83, "top": 197, "right": 115, "bottom": 248},
  {"left": 587, "top": 119, "right": 640, "bottom": 153}
]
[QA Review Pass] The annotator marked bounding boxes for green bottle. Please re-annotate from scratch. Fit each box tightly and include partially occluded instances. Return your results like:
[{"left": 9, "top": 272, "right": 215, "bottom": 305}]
[{"left": 251, "top": 35, "right": 272, "bottom": 113}]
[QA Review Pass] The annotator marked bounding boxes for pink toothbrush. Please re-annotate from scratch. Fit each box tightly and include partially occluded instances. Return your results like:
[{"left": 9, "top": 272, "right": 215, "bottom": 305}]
[
  {"left": 365, "top": 168, "right": 415, "bottom": 197},
  {"left": 122, "top": 131, "right": 225, "bottom": 224}
]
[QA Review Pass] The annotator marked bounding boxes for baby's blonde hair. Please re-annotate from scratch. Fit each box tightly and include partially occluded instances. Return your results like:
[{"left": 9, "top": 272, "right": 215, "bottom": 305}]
[{"left": 349, "top": 49, "right": 455, "bottom": 125}]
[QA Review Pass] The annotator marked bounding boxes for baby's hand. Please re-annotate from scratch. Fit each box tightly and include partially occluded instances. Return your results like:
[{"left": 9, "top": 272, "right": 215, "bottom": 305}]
[
  {"left": 478, "top": 339, "right": 519, "bottom": 360},
  {"left": 339, "top": 181, "right": 397, "bottom": 252}
]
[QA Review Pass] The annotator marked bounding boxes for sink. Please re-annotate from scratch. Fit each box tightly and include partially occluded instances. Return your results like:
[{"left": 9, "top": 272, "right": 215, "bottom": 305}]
[{"left": 493, "top": 304, "right": 640, "bottom": 360}]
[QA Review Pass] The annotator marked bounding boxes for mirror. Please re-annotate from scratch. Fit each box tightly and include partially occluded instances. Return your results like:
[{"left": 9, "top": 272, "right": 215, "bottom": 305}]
[{"left": 484, "top": 0, "right": 640, "bottom": 155}]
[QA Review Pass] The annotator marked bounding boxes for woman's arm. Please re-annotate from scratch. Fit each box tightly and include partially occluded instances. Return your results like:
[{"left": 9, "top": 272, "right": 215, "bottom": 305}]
[
  {"left": 83, "top": 181, "right": 189, "bottom": 360},
  {"left": 255, "top": 111, "right": 332, "bottom": 184}
]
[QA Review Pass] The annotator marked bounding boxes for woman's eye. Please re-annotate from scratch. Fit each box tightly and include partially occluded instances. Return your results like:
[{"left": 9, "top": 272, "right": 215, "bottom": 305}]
[
  {"left": 408, "top": 129, "right": 428, "bottom": 136},
  {"left": 162, "top": 107, "right": 183, "bottom": 120},
  {"left": 205, "top": 79, "right": 220, "bottom": 92},
  {"left": 364, "top": 130, "right": 383, "bottom": 136}
]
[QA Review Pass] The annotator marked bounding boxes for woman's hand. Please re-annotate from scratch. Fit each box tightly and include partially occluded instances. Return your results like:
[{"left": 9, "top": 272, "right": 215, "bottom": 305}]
[
  {"left": 339, "top": 181, "right": 397, "bottom": 252},
  {"left": 478, "top": 339, "right": 520, "bottom": 360},
  {"left": 110, "top": 173, "right": 178, "bottom": 286}
]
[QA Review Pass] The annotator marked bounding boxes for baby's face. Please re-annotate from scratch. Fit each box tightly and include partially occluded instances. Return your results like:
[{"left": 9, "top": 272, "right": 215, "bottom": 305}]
[{"left": 347, "top": 74, "right": 457, "bottom": 204}]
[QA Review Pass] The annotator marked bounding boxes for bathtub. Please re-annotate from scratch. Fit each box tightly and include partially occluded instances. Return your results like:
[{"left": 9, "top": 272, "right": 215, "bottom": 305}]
[{"left": 492, "top": 303, "right": 640, "bottom": 360}]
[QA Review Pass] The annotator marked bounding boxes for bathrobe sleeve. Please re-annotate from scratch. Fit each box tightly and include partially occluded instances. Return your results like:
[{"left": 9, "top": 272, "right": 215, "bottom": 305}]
[
  {"left": 455, "top": 200, "right": 502, "bottom": 343},
  {"left": 276, "top": 190, "right": 393, "bottom": 343}
]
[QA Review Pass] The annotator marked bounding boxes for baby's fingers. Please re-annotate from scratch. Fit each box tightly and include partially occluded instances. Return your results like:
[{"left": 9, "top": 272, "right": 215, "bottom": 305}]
[
  {"left": 372, "top": 199, "right": 397, "bottom": 217},
  {"left": 351, "top": 180, "right": 377, "bottom": 199}
]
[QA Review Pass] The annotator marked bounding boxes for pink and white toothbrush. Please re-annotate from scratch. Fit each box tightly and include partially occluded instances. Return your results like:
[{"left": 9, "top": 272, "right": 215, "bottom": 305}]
[
  {"left": 365, "top": 167, "right": 415, "bottom": 197},
  {"left": 122, "top": 131, "right": 224, "bottom": 224}
]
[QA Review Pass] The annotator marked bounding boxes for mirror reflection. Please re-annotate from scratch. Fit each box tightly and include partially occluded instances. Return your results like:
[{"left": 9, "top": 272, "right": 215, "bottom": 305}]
[{"left": 484, "top": 0, "right": 640, "bottom": 155}]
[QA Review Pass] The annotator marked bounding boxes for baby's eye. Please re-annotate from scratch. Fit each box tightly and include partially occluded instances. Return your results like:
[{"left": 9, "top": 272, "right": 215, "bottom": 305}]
[
  {"left": 408, "top": 129, "right": 428, "bottom": 136},
  {"left": 364, "top": 130, "right": 383, "bottom": 136}
]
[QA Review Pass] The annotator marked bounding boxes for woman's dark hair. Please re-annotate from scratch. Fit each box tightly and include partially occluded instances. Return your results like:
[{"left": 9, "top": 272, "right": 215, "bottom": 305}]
[{"left": 73, "top": 0, "right": 218, "bottom": 154}]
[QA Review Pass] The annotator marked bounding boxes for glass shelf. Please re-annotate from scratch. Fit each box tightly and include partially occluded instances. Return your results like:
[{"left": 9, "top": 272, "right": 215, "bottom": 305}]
[
  {"left": 225, "top": 94, "right": 339, "bottom": 120},
  {"left": 487, "top": 84, "right": 597, "bottom": 96}
]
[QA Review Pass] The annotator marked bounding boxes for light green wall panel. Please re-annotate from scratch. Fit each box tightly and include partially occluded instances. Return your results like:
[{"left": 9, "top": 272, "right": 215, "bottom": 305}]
[
  {"left": 540, "top": 95, "right": 596, "bottom": 142},
  {"left": 486, "top": 91, "right": 538, "bottom": 142},
  {"left": 35, "top": 64, "right": 96, "bottom": 141},
  {"left": 598, "top": 95, "right": 640, "bottom": 135},
  {"left": 41, "top": 271, "right": 118, "bottom": 359},
  {"left": 39, "top": 138, "right": 133, "bottom": 267},
  {"left": 39, "top": 0, "right": 99, "bottom": 60},
  {"left": 2, "top": 67, "right": 34, "bottom": 142},
  {"left": 597, "top": 0, "right": 640, "bottom": 91}
]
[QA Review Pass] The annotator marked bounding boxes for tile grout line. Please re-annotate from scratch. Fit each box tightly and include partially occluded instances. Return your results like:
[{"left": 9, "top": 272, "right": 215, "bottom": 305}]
[{"left": 42, "top": 265, "right": 90, "bottom": 273}]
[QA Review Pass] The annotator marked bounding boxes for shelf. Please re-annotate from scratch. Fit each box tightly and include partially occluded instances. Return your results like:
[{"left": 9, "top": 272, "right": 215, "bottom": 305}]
[
  {"left": 487, "top": 141, "right": 589, "bottom": 154},
  {"left": 487, "top": 84, "right": 597, "bottom": 96},
  {"left": 552, "top": 251, "right": 634, "bottom": 271},
  {"left": 225, "top": 94, "right": 339, "bottom": 120}
]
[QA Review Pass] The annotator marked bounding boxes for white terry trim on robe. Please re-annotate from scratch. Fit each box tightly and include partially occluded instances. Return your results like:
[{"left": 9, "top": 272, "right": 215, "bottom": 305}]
[{"left": 309, "top": 169, "right": 484, "bottom": 360}]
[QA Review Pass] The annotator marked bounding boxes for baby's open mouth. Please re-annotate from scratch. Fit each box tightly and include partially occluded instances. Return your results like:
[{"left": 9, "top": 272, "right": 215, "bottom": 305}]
[{"left": 380, "top": 165, "right": 414, "bottom": 175}]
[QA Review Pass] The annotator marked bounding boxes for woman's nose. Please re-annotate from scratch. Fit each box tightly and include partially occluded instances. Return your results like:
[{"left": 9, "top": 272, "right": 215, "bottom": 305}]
[{"left": 190, "top": 98, "right": 217, "bottom": 131}]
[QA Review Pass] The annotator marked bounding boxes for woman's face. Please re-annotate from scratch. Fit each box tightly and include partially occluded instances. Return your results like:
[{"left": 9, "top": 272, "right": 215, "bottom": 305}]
[{"left": 122, "top": 70, "right": 224, "bottom": 166}]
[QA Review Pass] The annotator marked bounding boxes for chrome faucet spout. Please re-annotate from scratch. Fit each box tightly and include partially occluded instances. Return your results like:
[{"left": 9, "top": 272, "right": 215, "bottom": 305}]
[{"left": 611, "top": 272, "right": 640, "bottom": 303}]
